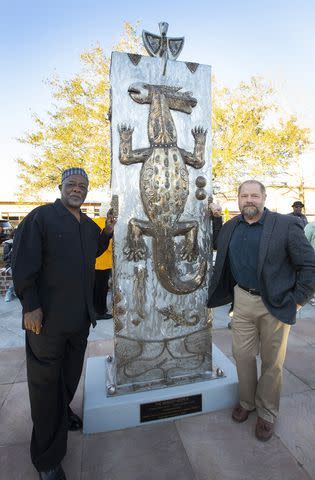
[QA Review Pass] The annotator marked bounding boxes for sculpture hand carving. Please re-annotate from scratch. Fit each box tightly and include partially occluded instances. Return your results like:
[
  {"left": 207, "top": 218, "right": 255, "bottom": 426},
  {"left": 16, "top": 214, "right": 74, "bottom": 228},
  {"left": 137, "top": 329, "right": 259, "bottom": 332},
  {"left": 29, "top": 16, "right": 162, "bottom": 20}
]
[
  {"left": 123, "top": 242, "right": 147, "bottom": 262},
  {"left": 191, "top": 126, "right": 207, "bottom": 145},
  {"left": 123, "top": 218, "right": 148, "bottom": 262},
  {"left": 118, "top": 124, "right": 134, "bottom": 141}
]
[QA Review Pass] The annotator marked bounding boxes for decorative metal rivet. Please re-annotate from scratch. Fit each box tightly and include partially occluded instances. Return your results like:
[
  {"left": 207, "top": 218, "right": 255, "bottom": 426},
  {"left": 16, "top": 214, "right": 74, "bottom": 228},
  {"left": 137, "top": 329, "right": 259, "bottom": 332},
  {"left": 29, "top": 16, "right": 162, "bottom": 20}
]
[
  {"left": 106, "top": 355, "right": 113, "bottom": 363},
  {"left": 195, "top": 176, "right": 207, "bottom": 188},
  {"left": 195, "top": 188, "right": 207, "bottom": 200},
  {"left": 216, "top": 368, "right": 224, "bottom": 377},
  {"left": 107, "top": 384, "right": 116, "bottom": 395}
]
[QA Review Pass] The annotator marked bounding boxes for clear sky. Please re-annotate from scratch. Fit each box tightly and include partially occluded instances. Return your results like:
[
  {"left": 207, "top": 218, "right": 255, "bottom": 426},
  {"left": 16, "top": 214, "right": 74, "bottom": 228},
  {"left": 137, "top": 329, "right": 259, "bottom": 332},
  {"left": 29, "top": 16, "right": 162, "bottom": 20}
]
[{"left": 1, "top": 0, "right": 315, "bottom": 200}]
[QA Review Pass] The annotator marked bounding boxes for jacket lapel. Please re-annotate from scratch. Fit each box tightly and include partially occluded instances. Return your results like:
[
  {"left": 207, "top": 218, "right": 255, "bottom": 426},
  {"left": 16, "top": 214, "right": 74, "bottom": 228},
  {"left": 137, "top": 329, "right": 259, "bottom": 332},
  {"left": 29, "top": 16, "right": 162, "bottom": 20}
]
[
  {"left": 223, "top": 216, "right": 240, "bottom": 254},
  {"left": 257, "top": 209, "right": 276, "bottom": 278},
  {"left": 215, "top": 216, "right": 240, "bottom": 274}
]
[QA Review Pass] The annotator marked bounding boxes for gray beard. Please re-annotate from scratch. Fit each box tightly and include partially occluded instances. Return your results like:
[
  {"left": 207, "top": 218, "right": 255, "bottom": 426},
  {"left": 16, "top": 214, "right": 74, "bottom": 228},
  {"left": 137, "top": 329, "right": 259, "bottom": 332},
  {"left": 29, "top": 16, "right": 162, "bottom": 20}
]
[{"left": 241, "top": 205, "right": 260, "bottom": 219}]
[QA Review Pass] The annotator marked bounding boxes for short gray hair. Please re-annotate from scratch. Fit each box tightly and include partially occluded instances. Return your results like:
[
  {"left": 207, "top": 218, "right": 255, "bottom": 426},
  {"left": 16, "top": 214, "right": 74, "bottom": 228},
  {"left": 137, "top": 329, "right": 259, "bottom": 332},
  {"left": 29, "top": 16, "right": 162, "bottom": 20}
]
[{"left": 238, "top": 180, "right": 266, "bottom": 196}]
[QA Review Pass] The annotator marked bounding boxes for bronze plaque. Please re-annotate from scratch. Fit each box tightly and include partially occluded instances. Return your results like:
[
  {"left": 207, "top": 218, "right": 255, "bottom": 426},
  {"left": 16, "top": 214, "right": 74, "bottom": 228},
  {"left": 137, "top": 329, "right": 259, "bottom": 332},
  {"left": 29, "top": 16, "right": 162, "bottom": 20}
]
[{"left": 140, "top": 394, "right": 202, "bottom": 422}]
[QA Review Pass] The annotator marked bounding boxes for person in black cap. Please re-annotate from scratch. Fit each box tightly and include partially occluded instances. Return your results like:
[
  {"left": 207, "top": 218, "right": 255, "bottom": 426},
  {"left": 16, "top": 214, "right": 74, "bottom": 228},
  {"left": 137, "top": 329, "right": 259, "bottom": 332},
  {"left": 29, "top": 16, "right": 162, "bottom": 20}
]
[
  {"left": 12, "top": 168, "right": 116, "bottom": 480},
  {"left": 288, "top": 200, "right": 308, "bottom": 227}
]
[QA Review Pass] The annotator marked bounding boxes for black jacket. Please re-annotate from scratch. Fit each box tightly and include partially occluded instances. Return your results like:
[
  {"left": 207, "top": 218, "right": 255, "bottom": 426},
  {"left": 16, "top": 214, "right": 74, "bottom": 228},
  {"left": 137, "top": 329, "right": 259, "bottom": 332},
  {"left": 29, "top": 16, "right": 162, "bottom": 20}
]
[
  {"left": 208, "top": 209, "right": 315, "bottom": 325},
  {"left": 2, "top": 238, "right": 13, "bottom": 269},
  {"left": 12, "top": 199, "right": 111, "bottom": 334}
]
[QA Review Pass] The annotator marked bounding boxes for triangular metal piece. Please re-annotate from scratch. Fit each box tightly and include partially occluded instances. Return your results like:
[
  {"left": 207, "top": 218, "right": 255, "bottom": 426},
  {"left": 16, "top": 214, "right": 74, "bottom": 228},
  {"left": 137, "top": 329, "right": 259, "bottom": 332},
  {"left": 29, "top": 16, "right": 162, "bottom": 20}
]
[
  {"left": 186, "top": 62, "right": 199, "bottom": 73},
  {"left": 128, "top": 53, "right": 142, "bottom": 66}
]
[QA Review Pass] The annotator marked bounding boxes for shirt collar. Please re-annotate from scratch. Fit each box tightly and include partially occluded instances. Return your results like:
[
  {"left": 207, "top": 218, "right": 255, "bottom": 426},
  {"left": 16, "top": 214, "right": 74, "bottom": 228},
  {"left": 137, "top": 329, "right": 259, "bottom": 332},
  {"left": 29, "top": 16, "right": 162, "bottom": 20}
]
[
  {"left": 54, "top": 199, "right": 69, "bottom": 216},
  {"left": 54, "top": 198, "right": 88, "bottom": 223}
]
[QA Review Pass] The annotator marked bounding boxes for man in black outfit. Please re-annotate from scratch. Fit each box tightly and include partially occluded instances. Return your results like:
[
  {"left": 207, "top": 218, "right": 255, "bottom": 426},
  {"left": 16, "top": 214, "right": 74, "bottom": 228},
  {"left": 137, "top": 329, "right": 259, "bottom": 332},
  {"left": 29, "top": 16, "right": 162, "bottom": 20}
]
[
  {"left": 288, "top": 200, "right": 308, "bottom": 227},
  {"left": 12, "top": 168, "right": 116, "bottom": 480}
]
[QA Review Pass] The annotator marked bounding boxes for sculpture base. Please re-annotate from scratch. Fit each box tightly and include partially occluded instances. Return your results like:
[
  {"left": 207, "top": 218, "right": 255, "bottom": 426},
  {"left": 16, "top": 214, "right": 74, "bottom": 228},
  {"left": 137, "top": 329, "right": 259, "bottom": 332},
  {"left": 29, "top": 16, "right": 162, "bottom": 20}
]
[{"left": 83, "top": 344, "right": 239, "bottom": 433}]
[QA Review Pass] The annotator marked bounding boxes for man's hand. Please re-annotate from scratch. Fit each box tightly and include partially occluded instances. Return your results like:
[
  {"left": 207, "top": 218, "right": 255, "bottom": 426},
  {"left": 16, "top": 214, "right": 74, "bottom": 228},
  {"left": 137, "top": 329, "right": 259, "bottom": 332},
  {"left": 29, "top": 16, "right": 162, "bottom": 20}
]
[
  {"left": 24, "top": 307, "right": 43, "bottom": 335},
  {"left": 104, "top": 208, "right": 117, "bottom": 234},
  {"left": 209, "top": 202, "right": 222, "bottom": 217}
]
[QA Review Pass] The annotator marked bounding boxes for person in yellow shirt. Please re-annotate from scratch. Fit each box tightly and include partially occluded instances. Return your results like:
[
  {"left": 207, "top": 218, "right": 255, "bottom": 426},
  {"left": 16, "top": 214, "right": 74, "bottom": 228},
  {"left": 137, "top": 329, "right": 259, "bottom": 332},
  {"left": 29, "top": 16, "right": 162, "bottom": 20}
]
[{"left": 93, "top": 204, "right": 113, "bottom": 320}]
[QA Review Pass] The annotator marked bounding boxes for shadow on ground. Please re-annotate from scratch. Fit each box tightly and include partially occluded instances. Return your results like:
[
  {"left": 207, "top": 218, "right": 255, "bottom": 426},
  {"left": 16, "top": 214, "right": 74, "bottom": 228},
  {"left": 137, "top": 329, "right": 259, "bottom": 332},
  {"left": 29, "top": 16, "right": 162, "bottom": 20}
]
[{"left": 0, "top": 298, "right": 314, "bottom": 479}]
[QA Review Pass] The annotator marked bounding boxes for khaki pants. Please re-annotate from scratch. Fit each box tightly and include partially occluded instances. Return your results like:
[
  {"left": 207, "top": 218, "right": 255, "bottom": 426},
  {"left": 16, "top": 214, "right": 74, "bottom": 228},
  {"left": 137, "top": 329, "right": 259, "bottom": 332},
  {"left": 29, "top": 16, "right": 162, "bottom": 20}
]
[{"left": 232, "top": 285, "right": 291, "bottom": 423}]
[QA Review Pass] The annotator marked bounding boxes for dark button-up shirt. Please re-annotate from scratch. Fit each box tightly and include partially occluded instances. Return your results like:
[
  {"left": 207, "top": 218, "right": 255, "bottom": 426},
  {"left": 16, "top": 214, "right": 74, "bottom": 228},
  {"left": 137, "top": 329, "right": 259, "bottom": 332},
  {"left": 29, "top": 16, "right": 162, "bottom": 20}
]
[
  {"left": 228, "top": 209, "right": 266, "bottom": 290},
  {"left": 12, "top": 199, "right": 111, "bottom": 334}
]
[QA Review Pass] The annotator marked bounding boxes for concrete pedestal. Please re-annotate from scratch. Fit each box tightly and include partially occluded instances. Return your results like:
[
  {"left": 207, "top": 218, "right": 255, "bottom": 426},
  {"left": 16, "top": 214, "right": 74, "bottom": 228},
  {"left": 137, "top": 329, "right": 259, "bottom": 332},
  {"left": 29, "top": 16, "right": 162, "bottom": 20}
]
[{"left": 83, "top": 344, "right": 239, "bottom": 433}]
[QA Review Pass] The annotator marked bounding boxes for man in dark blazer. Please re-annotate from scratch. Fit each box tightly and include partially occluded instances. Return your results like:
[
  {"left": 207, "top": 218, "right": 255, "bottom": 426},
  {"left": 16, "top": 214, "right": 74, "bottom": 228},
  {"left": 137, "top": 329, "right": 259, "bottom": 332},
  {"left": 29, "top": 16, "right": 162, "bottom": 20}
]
[
  {"left": 208, "top": 180, "right": 315, "bottom": 441},
  {"left": 12, "top": 168, "right": 116, "bottom": 480}
]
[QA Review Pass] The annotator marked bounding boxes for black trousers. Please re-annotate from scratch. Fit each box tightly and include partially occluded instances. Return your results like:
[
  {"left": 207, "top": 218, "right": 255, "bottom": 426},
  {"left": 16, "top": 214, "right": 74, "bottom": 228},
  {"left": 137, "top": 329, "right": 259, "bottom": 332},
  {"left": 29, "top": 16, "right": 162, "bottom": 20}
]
[
  {"left": 93, "top": 268, "right": 111, "bottom": 315},
  {"left": 25, "top": 326, "right": 89, "bottom": 471}
]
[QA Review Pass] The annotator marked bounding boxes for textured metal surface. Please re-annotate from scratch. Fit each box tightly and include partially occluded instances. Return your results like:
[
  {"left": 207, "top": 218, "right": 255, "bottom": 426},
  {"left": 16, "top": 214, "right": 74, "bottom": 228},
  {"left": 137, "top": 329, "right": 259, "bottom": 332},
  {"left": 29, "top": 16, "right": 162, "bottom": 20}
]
[
  {"left": 195, "top": 188, "right": 207, "bottom": 200},
  {"left": 142, "top": 22, "right": 184, "bottom": 75},
  {"left": 118, "top": 83, "right": 207, "bottom": 294},
  {"left": 195, "top": 176, "right": 207, "bottom": 188},
  {"left": 127, "top": 53, "right": 142, "bottom": 66},
  {"left": 185, "top": 62, "right": 199, "bottom": 73},
  {"left": 110, "top": 51, "right": 212, "bottom": 395},
  {"left": 111, "top": 194, "right": 119, "bottom": 217}
]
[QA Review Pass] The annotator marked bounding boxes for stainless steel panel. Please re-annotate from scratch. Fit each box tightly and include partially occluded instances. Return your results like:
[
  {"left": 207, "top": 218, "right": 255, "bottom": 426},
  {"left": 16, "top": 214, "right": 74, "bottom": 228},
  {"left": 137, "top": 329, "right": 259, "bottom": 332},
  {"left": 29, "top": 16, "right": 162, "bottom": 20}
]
[{"left": 109, "top": 52, "right": 213, "bottom": 395}]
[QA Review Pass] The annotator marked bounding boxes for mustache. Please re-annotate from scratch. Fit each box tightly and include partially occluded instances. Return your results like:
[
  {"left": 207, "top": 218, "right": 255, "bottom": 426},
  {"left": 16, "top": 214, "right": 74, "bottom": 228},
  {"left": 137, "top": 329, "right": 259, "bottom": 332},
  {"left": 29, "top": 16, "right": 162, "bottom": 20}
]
[{"left": 241, "top": 204, "right": 260, "bottom": 219}]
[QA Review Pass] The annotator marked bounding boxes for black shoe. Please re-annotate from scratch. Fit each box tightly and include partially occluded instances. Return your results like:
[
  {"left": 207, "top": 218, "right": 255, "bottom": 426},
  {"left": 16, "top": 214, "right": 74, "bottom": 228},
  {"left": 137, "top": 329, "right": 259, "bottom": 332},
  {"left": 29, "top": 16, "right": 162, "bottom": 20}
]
[
  {"left": 68, "top": 407, "right": 83, "bottom": 431},
  {"left": 38, "top": 464, "right": 66, "bottom": 480},
  {"left": 95, "top": 312, "right": 113, "bottom": 320}
]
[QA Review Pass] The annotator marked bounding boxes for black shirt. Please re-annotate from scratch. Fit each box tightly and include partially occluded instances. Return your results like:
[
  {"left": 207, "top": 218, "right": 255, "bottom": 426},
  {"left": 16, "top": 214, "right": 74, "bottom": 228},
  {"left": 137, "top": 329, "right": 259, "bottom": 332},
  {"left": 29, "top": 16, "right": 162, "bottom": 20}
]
[
  {"left": 228, "top": 209, "right": 266, "bottom": 290},
  {"left": 12, "top": 199, "right": 111, "bottom": 334}
]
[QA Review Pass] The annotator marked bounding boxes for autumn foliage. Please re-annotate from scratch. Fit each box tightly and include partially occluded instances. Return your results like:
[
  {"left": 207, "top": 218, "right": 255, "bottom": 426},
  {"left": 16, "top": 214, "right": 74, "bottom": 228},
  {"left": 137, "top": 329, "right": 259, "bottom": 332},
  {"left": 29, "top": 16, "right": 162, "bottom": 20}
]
[{"left": 17, "top": 23, "right": 310, "bottom": 198}]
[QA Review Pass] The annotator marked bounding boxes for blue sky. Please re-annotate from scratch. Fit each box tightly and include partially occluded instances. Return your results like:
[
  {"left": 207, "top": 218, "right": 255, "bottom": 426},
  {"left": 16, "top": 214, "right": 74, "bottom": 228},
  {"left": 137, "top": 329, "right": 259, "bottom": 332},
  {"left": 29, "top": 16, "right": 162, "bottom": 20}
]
[{"left": 1, "top": 0, "right": 315, "bottom": 199}]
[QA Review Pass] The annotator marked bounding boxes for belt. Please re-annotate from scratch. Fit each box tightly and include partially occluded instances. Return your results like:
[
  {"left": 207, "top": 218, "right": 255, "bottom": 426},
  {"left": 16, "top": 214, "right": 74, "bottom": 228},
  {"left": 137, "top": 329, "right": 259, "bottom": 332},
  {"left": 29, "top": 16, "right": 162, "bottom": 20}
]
[{"left": 238, "top": 285, "right": 261, "bottom": 296}]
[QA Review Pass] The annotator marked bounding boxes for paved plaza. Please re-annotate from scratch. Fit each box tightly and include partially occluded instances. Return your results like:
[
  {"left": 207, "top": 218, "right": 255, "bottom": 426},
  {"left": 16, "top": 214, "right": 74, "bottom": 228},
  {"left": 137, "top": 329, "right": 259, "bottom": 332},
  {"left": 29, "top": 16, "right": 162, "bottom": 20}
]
[{"left": 0, "top": 297, "right": 314, "bottom": 479}]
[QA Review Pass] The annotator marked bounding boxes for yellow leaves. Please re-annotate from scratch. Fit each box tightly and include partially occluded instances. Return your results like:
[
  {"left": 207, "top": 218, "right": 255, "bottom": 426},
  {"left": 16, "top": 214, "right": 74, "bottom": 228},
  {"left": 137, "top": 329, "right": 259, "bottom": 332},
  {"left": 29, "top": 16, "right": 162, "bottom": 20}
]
[
  {"left": 212, "top": 76, "right": 310, "bottom": 187},
  {"left": 81, "top": 46, "right": 104, "bottom": 65},
  {"left": 20, "top": 131, "right": 44, "bottom": 145},
  {"left": 113, "top": 21, "right": 145, "bottom": 55},
  {"left": 17, "top": 23, "right": 311, "bottom": 199}
]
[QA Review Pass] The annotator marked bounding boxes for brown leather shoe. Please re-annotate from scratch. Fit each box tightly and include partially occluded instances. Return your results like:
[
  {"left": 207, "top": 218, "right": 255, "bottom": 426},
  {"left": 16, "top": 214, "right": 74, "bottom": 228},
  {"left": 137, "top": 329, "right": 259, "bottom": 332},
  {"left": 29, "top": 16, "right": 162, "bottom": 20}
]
[
  {"left": 232, "top": 404, "right": 253, "bottom": 423},
  {"left": 255, "top": 416, "right": 274, "bottom": 441}
]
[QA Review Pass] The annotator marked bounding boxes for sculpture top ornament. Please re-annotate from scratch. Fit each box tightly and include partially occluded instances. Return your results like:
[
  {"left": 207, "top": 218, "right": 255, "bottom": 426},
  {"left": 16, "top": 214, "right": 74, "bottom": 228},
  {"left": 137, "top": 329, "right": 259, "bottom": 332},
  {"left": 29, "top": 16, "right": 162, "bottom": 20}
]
[{"left": 142, "top": 22, "right": 185, "bottom": 75}]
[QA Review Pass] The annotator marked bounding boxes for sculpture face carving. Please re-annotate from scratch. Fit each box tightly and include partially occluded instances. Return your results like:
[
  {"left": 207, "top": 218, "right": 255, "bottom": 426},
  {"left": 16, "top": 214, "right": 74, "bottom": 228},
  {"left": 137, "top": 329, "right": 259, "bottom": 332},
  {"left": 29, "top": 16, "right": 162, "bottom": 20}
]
[{"left": 118, "top": 82, "right": 208, "bottom": 295}]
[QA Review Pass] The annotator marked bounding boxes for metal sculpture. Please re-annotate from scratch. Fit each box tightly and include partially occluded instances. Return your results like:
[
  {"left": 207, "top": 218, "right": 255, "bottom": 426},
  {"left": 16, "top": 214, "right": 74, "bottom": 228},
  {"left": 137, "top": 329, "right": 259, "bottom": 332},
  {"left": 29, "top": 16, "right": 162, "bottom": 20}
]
[
  {"left": 142, "top": 22, "right": 184, "bottom": 74},
  {"left": 107, "top": 23, "right": 215, "bottom": 395},
  {"left": 118, "top": 82, "right": 207, "bottom": 295}
]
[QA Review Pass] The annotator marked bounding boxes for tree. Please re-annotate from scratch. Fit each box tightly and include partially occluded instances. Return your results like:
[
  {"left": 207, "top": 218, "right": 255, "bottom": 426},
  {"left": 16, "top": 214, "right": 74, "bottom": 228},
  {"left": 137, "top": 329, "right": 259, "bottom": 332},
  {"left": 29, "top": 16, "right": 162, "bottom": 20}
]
[
  {"left": 17, "top": 22, "right": 144, "bottom": 198},
  {"left": 17, "top": 25, "right": 310, "bottom": 199},
  {"left": 212, "top": 77, "right": 310, "bottom": 192}
]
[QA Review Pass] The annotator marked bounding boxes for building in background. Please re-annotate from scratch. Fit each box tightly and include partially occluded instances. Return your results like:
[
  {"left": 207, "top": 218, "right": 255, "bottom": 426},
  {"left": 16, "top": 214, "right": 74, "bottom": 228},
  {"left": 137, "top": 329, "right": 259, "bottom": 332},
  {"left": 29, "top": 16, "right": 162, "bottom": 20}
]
[
  {"left": 216, "top": 184, "right": 315, "bottom": 222},
  {"left": 0, "top": 201, "right": 102, "bottom": 226},
  {"left": 1, "top": 184, "right": 315, "bottom": 225}
]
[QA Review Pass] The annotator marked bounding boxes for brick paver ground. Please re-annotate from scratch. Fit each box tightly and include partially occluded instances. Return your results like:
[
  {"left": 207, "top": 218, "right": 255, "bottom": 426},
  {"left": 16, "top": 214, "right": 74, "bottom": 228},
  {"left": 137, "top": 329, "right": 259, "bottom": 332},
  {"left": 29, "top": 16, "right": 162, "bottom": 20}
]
[{"left": 0, "top": 298, "right": 314, "bottom": 479}]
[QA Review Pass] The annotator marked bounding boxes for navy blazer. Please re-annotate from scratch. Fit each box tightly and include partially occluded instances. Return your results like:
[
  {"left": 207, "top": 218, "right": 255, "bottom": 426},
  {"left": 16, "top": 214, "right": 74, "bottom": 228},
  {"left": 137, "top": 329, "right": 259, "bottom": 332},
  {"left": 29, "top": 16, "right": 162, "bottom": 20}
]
[{"left": 208, "top": 209, "right": 315, "bottom": 325}]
